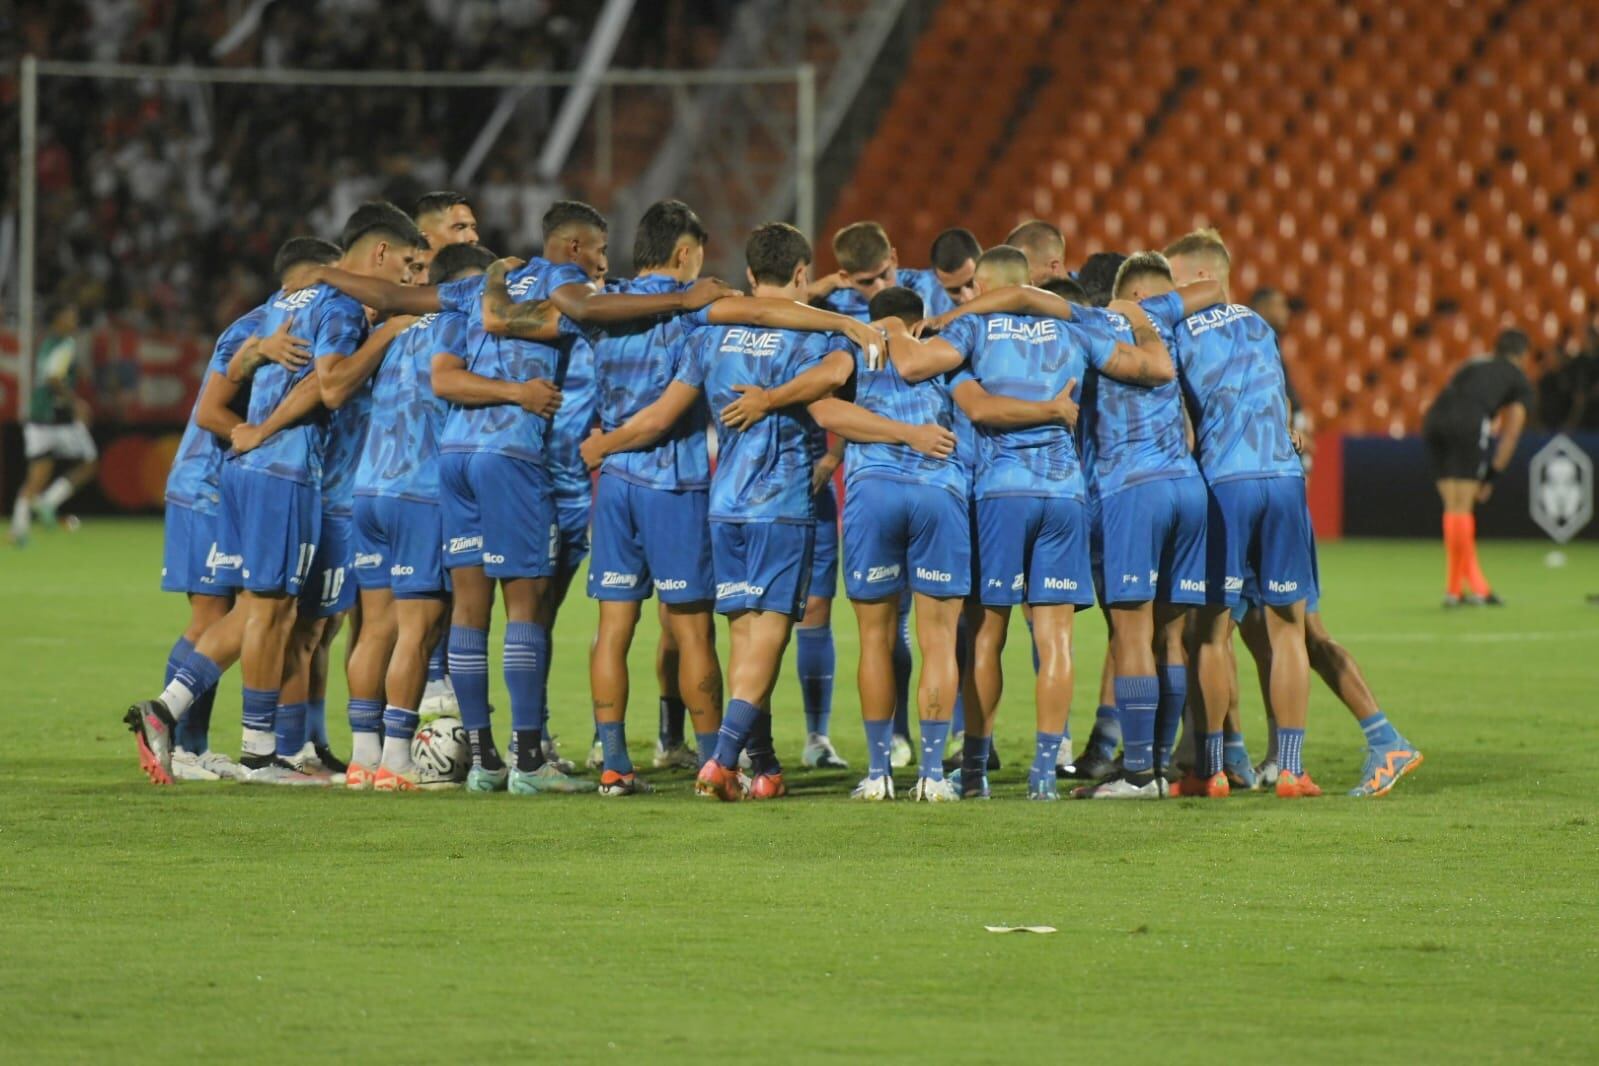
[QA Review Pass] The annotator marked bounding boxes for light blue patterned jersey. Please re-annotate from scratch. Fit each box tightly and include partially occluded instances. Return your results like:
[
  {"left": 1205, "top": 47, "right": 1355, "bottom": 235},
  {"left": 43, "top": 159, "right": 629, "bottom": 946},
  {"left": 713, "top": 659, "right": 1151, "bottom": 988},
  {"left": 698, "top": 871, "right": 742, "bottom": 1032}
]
[
  {"left": 165, "top": 304, "right": 266, "bottom": 512},
  {"left": 237, "top": 285, "right": 368, "bottom": 487},
  {"left": 1073, "top": 298, "right": 1198, "bottom": 500},
  {"left": 354, "top": 311, "right": 459, "bottom": 503},
  {"left": 1168, "top": 301, "right": 1302, "bottom": 485},
  {"left": 821, "top": 267, "right": 954, "bottom": 322},
  {"left": 436, "top": 257, "right": 590, "bottom": 464},
  {"left": 590, "top": 274, "right": 711, "bottom": 491},
  {"left": 550, "top": 332, "right": 598, "bottom": 504},
  {"left": 845, "top": 350, "right": 967, "bottom": 502},
  {"left": 680, "top": 325, "right": 840, "bottom": 524},
  {"left": 942, "top": 312, "right": 1114, "bottom": 501}
]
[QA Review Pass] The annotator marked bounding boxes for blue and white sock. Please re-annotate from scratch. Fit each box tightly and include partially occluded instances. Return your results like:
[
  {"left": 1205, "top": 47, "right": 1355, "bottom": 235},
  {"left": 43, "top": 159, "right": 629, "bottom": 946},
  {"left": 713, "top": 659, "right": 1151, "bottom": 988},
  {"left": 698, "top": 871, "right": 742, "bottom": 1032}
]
[
  {"left": 381, "top": 705, "right": 420, "bottom": 771},
  {"left": 1090, "top": 703, "right": 1121, "bottom": 759},
  {"left": 348, "top": 697, "right": 384, "bottom": 767},
  {"left": 241, "top": 687, "right": 278, "bottom": 758},
  {"left": 1278, "top": 727, "right": 1306, "bottom": 775},
  {"left": 161, "top": 649, "right": 222, "bottom": 719},
  {"left": 795, "top": 625, "right": 835, "bottom": 736},
  {"left": 597, "top": 720, "right": 633, "bottom": 775},
  {"left": 448, "top": 626, "right": 490, "bottom": 731},
  {"left": 504, "top": 621, "right": 549, "bottom": 771},
  {"left": 1155, "top": 664, "right": 1187, "bottom": 771},
  {"left": 274, "top": 701, "right": 308, "bottom": 759},
  {"left": 918, "top": 719, "right": 950, "bottom": 781},
  {"left": 694, "top": 731, "right": 719, "bottom": 768},
  {"left": 1360, "top": 712, "right": 1401, "bottom": 749},
  {"left": 1031, "top": 730, "right": 1064, "bottom": 785},
  {"left": 168, "top": 634, "right": 200, "bottom": 751},
  {"left": 1115, "top": 675, "right": 1160, "bottom": 774},
  {"left": 1203, "top": 731, "right": 1225, "bottom": 777},
  {"left": 864, "top": 717, "right": 894, "bottom": 779},
  {"left": 427, "top": 642, "right": 447, "bottom": 684},
  {"left": 713, "top": 699, "right": 761, "bottom": 768}
]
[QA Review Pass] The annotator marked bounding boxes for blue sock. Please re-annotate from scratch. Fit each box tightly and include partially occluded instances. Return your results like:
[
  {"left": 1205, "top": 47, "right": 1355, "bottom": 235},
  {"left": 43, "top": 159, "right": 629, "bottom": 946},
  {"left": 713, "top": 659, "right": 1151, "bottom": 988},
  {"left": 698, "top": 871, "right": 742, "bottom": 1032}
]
[
  {"left": 746, "top": 710, "right": 780, "bottom": 776},
  {"left": 165, "top": 636, "right": 194, "bottom": 686},
  {"left": 172, "top": 650, "right": 223, "bottom": 706},
  {"left": 448, "top": 625, "right": 490, "bottom": 731},
  {"left": 891, "top": 605, "right": 912, "bottom": 738},
  {"left": 306, "top": 698, "right": 328, "bottom": 748},
  {"left": 864, "top": 717, "right": 894, "bottom": 778},
  {"left": 694, "top": 731, "right": 719, "bottom": 767},
  {"left": 1278, "top": 727, "right": 1306, "bottom": 774},
  {"left": 427, "top": 641, "right": 446, "bottom": 684},
  {"left": 537, "top": 633, "right": 555, "bottom": 735},
  {"left": 348, "top": 697, "right": 384, "bottom": 741},
  {"left": 241, "top": 686, "right": 278, "bottom": 741},
  {"left": 795, "top": 625, "right": 835, "bottom": 736},
  {"left": 275, "top": 701, "right": 308, "bottom": 759},
  {"left": 1155, "top": 664, "right": 1187, "bottom": 771},
  {"left": 713, "top": 699, "right": 760, "bottom": 768},
  {"left": 1115, "top": 675, "right": 1160, "bottom": 774},
  {"left": 1032, "top": 731, "right": 1064, "bottom": 782},
  {"left": 503, "top": 621, "right": 547, "bottom": 733},
  {"left": 1026, "top": 618, "right": 1040, "bottom": 674},
  {"left": 597, "top": 720, "right": 633, "bottom": 775},
  {"left": 1224, "top": 730, "right": 1249, "bottom": 767},
  {"left": 1090, "top": 704, "right": 1120, "bottom": 758},
  {"left": 1360, "top": 712, "right": 1400, "bottom": 749},
  {"left": 1204, "top": 731, "right": 1224, "bottom": 777},
  {"left": 918, "top": 719, "right": 950, "bottom": 780},
  {"left": 186, "top": 686, "right": 216, "bottom": 754}
]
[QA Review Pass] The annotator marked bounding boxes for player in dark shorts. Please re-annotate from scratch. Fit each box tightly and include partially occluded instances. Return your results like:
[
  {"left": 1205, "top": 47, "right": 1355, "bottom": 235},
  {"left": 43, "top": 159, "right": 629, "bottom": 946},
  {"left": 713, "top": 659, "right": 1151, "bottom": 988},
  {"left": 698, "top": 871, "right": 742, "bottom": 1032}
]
[{"left": 1422, "top": 328, "right": 1533, "bottom": 606}]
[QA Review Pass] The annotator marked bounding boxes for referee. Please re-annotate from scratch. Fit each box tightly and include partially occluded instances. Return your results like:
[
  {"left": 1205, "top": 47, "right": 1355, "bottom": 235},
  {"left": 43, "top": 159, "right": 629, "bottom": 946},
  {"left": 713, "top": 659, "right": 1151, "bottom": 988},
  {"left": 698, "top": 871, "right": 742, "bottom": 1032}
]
[{"left": 1422, "top": 327, "right": 1533, "bottom": 606}]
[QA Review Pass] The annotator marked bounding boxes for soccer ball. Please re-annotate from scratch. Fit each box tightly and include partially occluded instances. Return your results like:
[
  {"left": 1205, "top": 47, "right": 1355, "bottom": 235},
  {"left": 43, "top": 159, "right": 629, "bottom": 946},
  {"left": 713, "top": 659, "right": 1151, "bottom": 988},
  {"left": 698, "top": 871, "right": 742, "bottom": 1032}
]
[{"left": 412, "top": 716, "right": 468, "bottom": 789}]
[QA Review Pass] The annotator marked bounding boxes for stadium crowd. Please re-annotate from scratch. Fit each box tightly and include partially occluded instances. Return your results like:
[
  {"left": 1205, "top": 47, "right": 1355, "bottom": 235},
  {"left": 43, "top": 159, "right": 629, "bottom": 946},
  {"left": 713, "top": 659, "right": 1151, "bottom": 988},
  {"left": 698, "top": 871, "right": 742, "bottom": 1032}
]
[{"left": 115, "top": 184, "right": 1436, "bottom": 804}]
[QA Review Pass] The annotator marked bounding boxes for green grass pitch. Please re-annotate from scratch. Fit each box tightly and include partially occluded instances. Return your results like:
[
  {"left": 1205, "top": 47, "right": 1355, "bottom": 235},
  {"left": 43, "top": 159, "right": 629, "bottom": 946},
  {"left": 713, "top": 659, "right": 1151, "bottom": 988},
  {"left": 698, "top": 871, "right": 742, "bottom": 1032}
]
[{"left": 4, "top": 520, "right": 1597, "bottom": 1062}]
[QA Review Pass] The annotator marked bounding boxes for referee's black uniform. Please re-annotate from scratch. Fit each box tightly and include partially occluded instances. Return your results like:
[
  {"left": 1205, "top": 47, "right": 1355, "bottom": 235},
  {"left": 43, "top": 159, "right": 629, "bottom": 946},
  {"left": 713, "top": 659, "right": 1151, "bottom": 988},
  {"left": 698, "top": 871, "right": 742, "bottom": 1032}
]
[{"left": 1422, "top": 354, "right": 1533, "bottom": 480}]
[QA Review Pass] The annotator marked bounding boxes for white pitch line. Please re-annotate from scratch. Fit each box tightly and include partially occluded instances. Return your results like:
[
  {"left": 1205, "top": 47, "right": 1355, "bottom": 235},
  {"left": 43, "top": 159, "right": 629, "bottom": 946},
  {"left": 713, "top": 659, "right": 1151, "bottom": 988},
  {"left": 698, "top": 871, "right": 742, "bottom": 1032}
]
[{"left": 1334, "top": 629, "right": 1599, "bottom": 644}]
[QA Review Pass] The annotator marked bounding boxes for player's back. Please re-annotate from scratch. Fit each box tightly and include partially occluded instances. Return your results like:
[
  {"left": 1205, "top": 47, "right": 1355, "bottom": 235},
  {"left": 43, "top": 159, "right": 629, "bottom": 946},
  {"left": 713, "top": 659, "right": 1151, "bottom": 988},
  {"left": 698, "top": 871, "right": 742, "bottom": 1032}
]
[
  {"left": 1434, "top": 355, "right": 1533, "bottom": 423},
  {"left": 355, "top": 311, "right": 456, "bottom": 503},
  {"left": 591, "top": 275, "right": 710, "bottom": 490},
  {"left": 847, "top": 353, "right": 966, "bottom": 500},
  {"left": 237, "top": 285, "right": 345, "bottom": 486},
  {"left": 550, "top": 333, "right": 598, "bottom": 501},
  {"left": 1074, "top": 299, "right": 1197, "bottom": 498},
  {"left": 689, "top": 324, "right": 837, "bottom": 523},
  {"left": 1173, "top": 303, "right": 1300, "bottom": 484},
  {"left": 944, "top": 311, "right": 1094, "bottom": 501},
  {"left": 167, "top": 304, "right": 266, "bottom": 510}
]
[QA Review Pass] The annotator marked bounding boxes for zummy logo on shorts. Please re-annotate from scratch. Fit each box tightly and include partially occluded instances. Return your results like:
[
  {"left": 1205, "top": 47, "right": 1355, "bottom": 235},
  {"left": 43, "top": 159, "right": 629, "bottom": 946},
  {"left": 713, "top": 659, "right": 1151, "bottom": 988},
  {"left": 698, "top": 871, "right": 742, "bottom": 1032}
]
[
  {"left": 915, "top": 567, "right": 951, "bottom": 582},
  {"left": 717, "top": 581, "right": 765, "bottom": 598},
  {"left": 354, "top": 552, "right": 382, "bottom": 568},
  {"left": 867, "top": 564, "right": 901, "bottom": 582},
  {"left": 205, "top": 543, "right": 243, "bottom": 571},
  {"left": 1267, "top": 579, "right": 1299, "bottom": 594},
  {"left": 601, "top": 571, "right": 639, "bottom": 588},
  {"left": 1224, "top": 576, "right": 1244, "bottom": 592},
  {"left": 448, "top": 536, "right": 483, "bottom": 554}
]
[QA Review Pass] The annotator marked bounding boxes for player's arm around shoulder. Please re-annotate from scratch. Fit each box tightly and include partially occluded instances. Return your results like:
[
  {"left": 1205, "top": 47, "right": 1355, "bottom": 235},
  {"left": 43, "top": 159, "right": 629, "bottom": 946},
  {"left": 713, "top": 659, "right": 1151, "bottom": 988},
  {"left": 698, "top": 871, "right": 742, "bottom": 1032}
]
[
  {"left": 719, "top": 346, "right": 855, "bottom": 431},
  {"left": 882, "top": 318, "right": 964, "bottom": 383},
  {"left": 1098, "top": 300, "right": 1175, "bottom": 387},
  {"left": 952, "top": 376, "right": 1079, "bottom": 431},
  {"left": 807, "top": 395, "right": 956, "bottom": 458}
]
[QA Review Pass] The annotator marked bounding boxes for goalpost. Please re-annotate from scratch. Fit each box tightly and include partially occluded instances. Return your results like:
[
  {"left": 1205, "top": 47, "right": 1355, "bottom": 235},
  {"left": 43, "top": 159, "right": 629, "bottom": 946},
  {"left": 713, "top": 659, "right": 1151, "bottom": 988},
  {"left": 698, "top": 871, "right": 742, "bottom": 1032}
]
[{"left": 12, "top": 57, "right": 817, "bottom": 419}]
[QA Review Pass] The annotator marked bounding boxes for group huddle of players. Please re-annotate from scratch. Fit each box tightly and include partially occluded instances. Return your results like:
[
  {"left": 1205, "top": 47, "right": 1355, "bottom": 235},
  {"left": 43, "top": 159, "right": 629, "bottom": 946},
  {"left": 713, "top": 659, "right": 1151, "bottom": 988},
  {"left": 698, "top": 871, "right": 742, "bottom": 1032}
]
[{"left": 123, "top": 190, "right": 1427, "bottom": 802}]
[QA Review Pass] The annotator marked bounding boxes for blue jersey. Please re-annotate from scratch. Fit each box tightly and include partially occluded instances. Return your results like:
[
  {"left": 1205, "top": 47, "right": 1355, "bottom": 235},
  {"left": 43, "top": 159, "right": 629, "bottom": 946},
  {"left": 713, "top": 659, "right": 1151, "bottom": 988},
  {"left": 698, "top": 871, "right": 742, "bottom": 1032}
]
[
  {"left": 846, "top": 350, "right": 967, "bottom": 503},
  {"left": 236, "top": 285, "right": 368, "bottom": 487},
  {"left": 166, "top": 305, "right": 266, "bottom": 512},
  {"left": 943, "top": 312, "right": 1114, "bottom": 502},
  {"left": 355, "top": 311, "right": 458, "bottom": 503},
  {"left": 1169, "top": 302, "right": 1302, "bottom": 485},
  {"left": 436, "top": 257, "right": 590, "bottom": 464},
  {"left": 821, "top": 268, "right": 954, "bottom": 321},
  {"left": 321, "top": 373, "right": 374, "bottom": 517},
  {"left": 589, "top": 275, "right": 711, "bottom": 491},
  {"left": 680, "top": 325, "right": 839, "bottom": 524},
  {"left": 1073, "top": 299, "right": 1198, "bottom": 499},
  {"left": 550, "top": 333, "right": 598, "bottom": 503}
]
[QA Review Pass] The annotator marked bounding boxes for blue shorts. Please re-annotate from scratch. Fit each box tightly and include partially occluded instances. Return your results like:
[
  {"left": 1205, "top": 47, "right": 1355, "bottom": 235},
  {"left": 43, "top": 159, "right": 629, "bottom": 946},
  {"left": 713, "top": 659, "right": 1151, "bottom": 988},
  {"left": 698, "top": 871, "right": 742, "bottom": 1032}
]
[
  {"left": 810, "top": 484, "right": 839, "bottom": 600},
  {"left": 1206, "top": 476, "right": 1316, "bottom": 608},
  {"left": 302, "top": 511, "right": 355, "bottom": 618},
  {"left": 353, "top": 494, "right": 446, "bottom": 599},
  {"left": 161, "top": 502, "right": 235, "bottom": 595},
  {"left": 556, "top": 495, "right": 591, "bottom": 582},
  {"left": 975, "top": 495, "right": 1094, "bottom": 607},
  {"left": 587, "top": 473, "right": 714, "bottom": 603},
  {"left": 1098, "top": 476, "right": 1208, "bottom": 606},
  {"left": 843, "top": 478, "right": 970, "bottom": 601},
  {"left": 438, "top": 451, "right": 558, "bottom": 580},
  {"left": 217, "top": 464, "right": 319, "bottom": 597},
  {"left": 965, "top": 495, "right": 983, "bottom": 602},
  {"left": 1233, "top": 529, "right": 1323, "bottom": 622},
  {"left": 710, "top": 520, "right": 814, "bottom": 619}
]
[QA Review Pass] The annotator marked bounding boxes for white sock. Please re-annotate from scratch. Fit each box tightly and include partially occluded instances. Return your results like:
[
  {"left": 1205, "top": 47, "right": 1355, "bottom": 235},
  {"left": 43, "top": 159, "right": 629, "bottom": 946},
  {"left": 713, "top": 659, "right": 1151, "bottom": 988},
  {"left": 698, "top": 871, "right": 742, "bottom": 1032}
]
[
  {"left": 38, "top": 477, "right": 74, "bottom": 512},
  {"left": 241, "top": 727, "right": 275, "bottom": 758},
  {"left": 159, "top": 679, "right": 198, "bottom": 717},
  {"left": 351, "top": 732, "right": 381, "bottom": 768},
  {"left": 380, "top": 732, "right": 415, "bottom": 772},
  {"left": 11, "top": 496, "right": 29, "bottom": 537}
]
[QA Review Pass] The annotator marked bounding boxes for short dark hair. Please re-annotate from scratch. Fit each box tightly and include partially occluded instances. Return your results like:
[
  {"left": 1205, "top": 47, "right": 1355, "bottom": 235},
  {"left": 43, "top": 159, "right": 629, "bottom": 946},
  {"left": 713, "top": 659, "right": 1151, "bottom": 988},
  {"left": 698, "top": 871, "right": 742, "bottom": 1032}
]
[
  {"left": 542, "top": 199, "right": 608, "bottom": 243},
  {"left": 1077, "top": 252, "right": 1128, "bottom": 307},
  {"left": 867, "top": 285, "right": 925, "bottom": 326},
  {"left": 930, "top": 227, "right": 982, "bottom": 273},
  {"left": 340, "top": 201, "right": 426, "bottom": 252},
  {"left": 414, "top": 191, "right": 471, "bottom": 222},
  {"left": 1041, "top": 276, "right": 1089, "bottom": 303},
  {"left": 974, "top": 245, "right": 1030, "bottom": 287},
  {"left": 1112, "top": 251, "right": 1174, "bottom": 299},
  {"left": 747, "top": 222, "right": 812, "bottom": 286},
  {"left": 1004, "top": 220, "right": 1065, "bottom": 262},
  {"left": 428, "top": 243, "right": 497, "bottom": 286},
  {"left": 833, "top": 221, "right": 891, "bottom": 274},
  {"left": 632, "top": 199, "right": 708, "bottom": 271},
  {"left": 273, "top": 236, "right": 342, "bottom": 281},
  {"left": 1494, "top": 327, "right": 1531, "bottom": 359}
]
